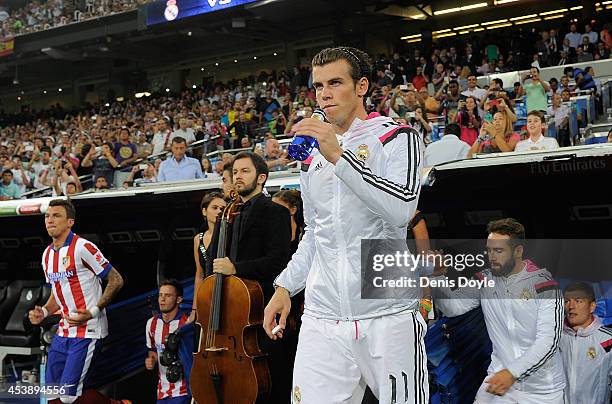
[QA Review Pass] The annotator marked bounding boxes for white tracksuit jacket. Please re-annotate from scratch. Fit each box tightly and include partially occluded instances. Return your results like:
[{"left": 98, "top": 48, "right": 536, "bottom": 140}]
[
  {"left": 560, "top": 315, "right": 612, "bottom": 404},
  {"left": 432, "top": 260, "right": 566, "bottom": 395},
  {"left": 274, "top": 115, "right": 423, "bottom": 321}
]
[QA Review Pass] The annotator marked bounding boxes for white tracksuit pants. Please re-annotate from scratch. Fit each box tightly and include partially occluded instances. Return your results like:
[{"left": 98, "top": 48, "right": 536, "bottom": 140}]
[
  {"left": 474, "top": 379, "right": 564, "bottom": 404},
  {"left": 291, "top": 310, "right": 428, "bottom": 404}
]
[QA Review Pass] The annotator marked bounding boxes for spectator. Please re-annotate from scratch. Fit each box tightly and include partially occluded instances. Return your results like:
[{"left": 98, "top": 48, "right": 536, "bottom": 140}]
[
  {"left": 264, "top": 138, "right": 289, "bottom": 172},
  {"left": 51, "top": 160, "right": 82, "bottom": 196},
  {"left": 561, "top": 89, "right": 572, "bottom": 103},
  {"left": 576, "top": 46, "right": 593, "bottom": 63},
  {"left": 596, "top": 42, "right": 610, "bottom": 59},
  {"left": 151, "top": 119, "right": 172, "bottom": 155},
  {"left": 375, "top": 67, "right": 393, "bottom": 87},
  {"left": 458, "top": 66, "right": 471, "bottom": 92},
  {"left": 547, "top": 78, "right": 560, "bottom": 96},
  {"left": 523, "top": 67, "right": 549, "bottom": 113},
  {"left": 515, "top": 111, "right": 559, "bottom": 152},
  {"left": 579, "top": 36, "right": 596, "bottom": 57},
  {"left": 135, "top": 131, "right": 153, "bottom": 159},
  {"left": 0, "top": 169, "right": 20, "bottom": 200},
  {"left": 461, "top": 75, "right": 487, "bottom": 114},
  {"left": 227, "top": 111, "right": 252, "bottom": 149},
  {"left": 29, "top": 146, "right": 53, "bottom": 189},
  {"left": 157, "top": 137, "right": 203, "bottom": 182},
  {"left": 468, "top": 110, "right": 520, "bottom": 157},
  {"left": 172, "top": 118, "right": 196, "bottom": 145},
  {"left": 507, "top": 82, "right": 524, "bottom": 100},
  {"left": 201, "top": 157, "right": 215, "bottom": 175},
  {"left": 557, "top": 50, "right": 570, "bottom": 66},
  {"left": 559, "top": 75, "right": 573, "bottom": 93},
  {"left": 258, "top": 89, "right": 281, "bottom": 124},
  {"left": 10, "top": 155, "right": 31, "bottom": 194},
  {"left": 437, "top": 79, "right": 461, "bottom": 123},
  {"left": 423, "top": 123, "right": 469, "bottom": 167},
  {"left": 213, "top": 160, "right": 224, "bottom": 176},
  {"left": 94, "top": 176, "right": 110, "bottom": 192},
  {"left": 390, "top": 85, "right": 420, "bottom": 119},
  {"left": 455, "top": 96, "right": 481, "bottom": 145},
  {"left": 412, "top": 66, "right": 428, "bottom": 91},
  {"left": 113, "top": 127, "right": 138, "bottom": 187},
  {"left": 564, "top": 23, "right": 582, "bottom": 49},
  {"left": 561, "top": 38, "right": 577, "bottom": 61},
  {"left": 564, "top": 66, "right": 596, "bottom": 91},
  {"left": 547, "top": 93, "right": 571, "bottom": 147},
  {"left": 81, "top": 142, "right": 118, "bottom": 187},
  {"left": 582, "top": 23, "right": 598, "bottom": 44},
  {"left": 418, "top": 86, "right": 440, "bottom": 120},
  {"left": 407, "top": 106, "right": 432, "bottom": 141},
  {"left": 126, "top": 163, "right": 157, "bottom": 186},
  {"left": 431, "top": 63, "right": 447, "bottom": 93}
]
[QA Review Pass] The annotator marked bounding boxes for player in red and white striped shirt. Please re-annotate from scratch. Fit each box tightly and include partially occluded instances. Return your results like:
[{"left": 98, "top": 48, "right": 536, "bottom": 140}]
[
  {"left": 145, "top": 280, "right": 190, "bottom": 404},
  {"left": 29, "top": 199, "right": 125, "bottom": 403}
]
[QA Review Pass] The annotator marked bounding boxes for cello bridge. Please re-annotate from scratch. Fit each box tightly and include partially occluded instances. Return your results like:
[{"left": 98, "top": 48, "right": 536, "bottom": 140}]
[{"left": 205, "top": 346, "right": 229, "bottom": 352}]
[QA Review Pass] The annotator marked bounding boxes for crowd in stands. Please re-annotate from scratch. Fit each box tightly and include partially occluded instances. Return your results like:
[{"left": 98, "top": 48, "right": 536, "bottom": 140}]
[
  {"left": 0, "top": 0, "right": 147, "bottom": 38},
  {"left": 1, "top": 18, "right": 611, "bottom": 200}
]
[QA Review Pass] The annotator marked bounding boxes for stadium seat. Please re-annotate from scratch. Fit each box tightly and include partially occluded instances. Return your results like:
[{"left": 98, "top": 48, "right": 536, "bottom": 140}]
[{"left": 0, "top": 280, "right": 50, "bottom": 347}]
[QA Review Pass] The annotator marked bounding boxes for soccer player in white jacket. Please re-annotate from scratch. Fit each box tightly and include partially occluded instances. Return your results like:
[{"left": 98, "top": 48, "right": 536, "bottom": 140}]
[
  {"left": 263, "top": 47, "right": 426, "bottom": 404},
  {"left": 560, "top": 282, "right": 612, "bottom": 404},
  {"left": 431, "top": 218, "right": 565, "bottom": 404}
]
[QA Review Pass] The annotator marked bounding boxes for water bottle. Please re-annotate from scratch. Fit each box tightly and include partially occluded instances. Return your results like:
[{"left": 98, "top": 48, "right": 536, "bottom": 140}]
[{"left": 287, "top": 108, "right": 326, "bottom": 161}]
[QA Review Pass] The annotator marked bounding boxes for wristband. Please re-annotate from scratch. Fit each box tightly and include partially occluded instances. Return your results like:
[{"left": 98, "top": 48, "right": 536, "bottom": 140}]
[
  {"left": 419, "top": 299, "right": 433, "bottom": 314},
  {"left": 41, "top": 306, "right": 49, "bottom": 318},
  {"left": 89, "top": 306, "right": 101, "bottom": 319}
]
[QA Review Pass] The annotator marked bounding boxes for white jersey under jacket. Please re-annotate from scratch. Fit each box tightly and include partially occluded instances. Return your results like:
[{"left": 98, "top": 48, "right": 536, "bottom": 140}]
[{"left": 274, "top": 115, "right": 423, "bottom": 321}]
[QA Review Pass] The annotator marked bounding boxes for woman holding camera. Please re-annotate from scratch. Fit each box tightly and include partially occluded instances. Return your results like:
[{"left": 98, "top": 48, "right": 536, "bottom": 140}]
[
  {"left": 455, "top": 96, "right": 481, "bottom": 146},
  {"left": 467, "top": 110, "right": 520, "bottom": 158}
]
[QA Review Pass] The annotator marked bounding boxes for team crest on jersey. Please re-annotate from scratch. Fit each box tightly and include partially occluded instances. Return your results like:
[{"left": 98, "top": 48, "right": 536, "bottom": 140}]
[
  {"left": 520, "top": 288, "right": 532, "bottom": 301},
  {"left": 95, "top": 253, "right": 103, "bottom": 264},
  {"left": 356, "top": 144, "right": 369, "bottom": 162},
  {"left": 293, "top": 386, "right": 301, "bottom": 403},
  {"left": 62, "top": 256, "right": 71, "bottom": 268},
  {"left": 587, "top": 347, "right": 597, "bottom": 360}
]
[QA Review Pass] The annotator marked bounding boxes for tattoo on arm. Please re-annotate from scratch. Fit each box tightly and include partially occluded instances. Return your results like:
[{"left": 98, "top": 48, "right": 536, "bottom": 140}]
[{"left": 97, "top": 268, "right": 124, "bottom": 309}]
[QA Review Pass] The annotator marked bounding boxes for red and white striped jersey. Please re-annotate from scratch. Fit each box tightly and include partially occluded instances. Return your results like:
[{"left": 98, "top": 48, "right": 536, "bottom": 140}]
[
  {"left": 146, "top": 312, "right": 189, "bottom": 400},
  {"left": 42, "top": 232, "right": 112, "bottom": 339}
]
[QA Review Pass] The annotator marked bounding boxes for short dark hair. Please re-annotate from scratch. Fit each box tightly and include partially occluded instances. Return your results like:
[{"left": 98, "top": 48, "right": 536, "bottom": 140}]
[
  {"left": 48, "top": 199, "right": 76, "bottom": 219},
  {"left": 530, "top": 66, "right": 540, "bottom": 73},
  {"left": 312, "top": 47, "right": 372, "bottom": 94},
  {"left": 172, "top": 136, "right": 186, "bottom": 145},
  {"left": 40, "top": 146, "right": 52, "bottom": 155},
  {"left": 564, "top": 281, "right": 596, "bottom": 302},
  {"left": 2, "top": 169, "right": 13, "bottom": 176},
  {"left": 487, "top": 218, "right": 525, "bottom": 248},
  {"left": 549, "top": 77, "right": 558, "bottom": 84},
  {"left": 200, "top": 191, "right": 225, "bottom": 210},
  {"left": 527, "top": 110, "right": 545, "bottom": 123},
  {"left": 493, "top": 78, "right": 504, "bottom": 88},
  {"left": 444, "top": 123, "right": 461, "bottom": 137},
  {"left": 233, "top": 151, "right": 269, "bottom": 185},
  {"left": 159, "top": 279, "right": 183, "bottom": 297},
  {"left": 448, "top": 79, "right": 459, "bottom": 86},
  {"left": 563, "top": 66, "right": 574, "bottom": 76}
]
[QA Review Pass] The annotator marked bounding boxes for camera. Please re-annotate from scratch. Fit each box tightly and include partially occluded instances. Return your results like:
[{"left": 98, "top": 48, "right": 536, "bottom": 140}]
[
  {"left": 399, "top": 85, "right": 409, "bottom": 92},
  {"left": 488, "top": 93, "right": 497, "bottom": 101},
  {"left": 407, "top": 111, "right": 416, "bottom": 119},
  {"left": 296, "top": 110, "right": 306, "bottom": 117},
  {"left": 139, "top": 164, "right": 148, "bottom": 170}
]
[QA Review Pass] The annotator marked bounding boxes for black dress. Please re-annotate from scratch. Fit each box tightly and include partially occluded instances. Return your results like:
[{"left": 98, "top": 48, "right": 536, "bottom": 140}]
[{"left": 197, "top": 232, "right": 207, "bottom": 275}]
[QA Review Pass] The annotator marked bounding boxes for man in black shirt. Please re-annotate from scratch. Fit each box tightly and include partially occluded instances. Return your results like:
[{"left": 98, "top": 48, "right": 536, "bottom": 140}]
[
  {"left": 206, "top": 151, "right": 292, "bottom": 403},
  {"left": 257, "top": 90, "right": 281, "bottom": 124},
  {"left": 227, "top": 111, "right": 252, "bottom": 149}
]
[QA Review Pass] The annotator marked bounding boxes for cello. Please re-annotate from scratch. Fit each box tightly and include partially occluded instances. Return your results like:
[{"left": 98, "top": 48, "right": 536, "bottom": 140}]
[{"left": 191, "top": 190, "right": 271, "bottom": 403}]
